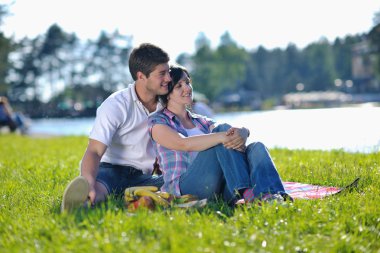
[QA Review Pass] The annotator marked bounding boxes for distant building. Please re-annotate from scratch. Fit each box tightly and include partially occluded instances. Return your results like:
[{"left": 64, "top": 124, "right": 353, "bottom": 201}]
[
  {"left": 283, "top": 91, "right": 352, "bottom": 108},
  {"left": 282, "top": 91, "right": 380, "bottom": 108}
]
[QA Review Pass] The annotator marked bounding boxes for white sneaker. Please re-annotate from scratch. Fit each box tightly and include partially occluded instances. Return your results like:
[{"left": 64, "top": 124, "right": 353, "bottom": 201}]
[
  {"left": 261, "top": 193, "right": 286, "bottom": 204},
  {"left": 61, "top": 176, "right": 89, "bottom": 213}
]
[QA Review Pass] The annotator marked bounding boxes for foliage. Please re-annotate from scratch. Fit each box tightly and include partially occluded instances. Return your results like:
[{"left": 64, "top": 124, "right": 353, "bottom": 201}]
[
  {"left": 302, "top": 39, "right": 337, "bottom": 91},
  {"left": 0, "top": 135, "right": 379, "bottom": 252},
  {"left": 0, "top": 31, "right": 12, "bottom": 95},
  {"left": 7, "top": 26, "right": 132, "bottom": 103},
  {"left": 192, "top": 32, "right": 248, "bottom": 100},
  {"left": 368, "top": 23, "right": 380, "bottom": 79},
  {"left": 189, "top": 32, "right": 373, "bottom": 107},
  {"left": 0, "top": 6, "right": 379, "bottom": 116},
  {"left": 0, "top": 4, "right": 13, "bottom": 95}
]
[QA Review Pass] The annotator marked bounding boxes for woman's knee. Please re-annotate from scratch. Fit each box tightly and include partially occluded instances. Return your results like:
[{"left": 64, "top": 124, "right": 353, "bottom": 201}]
[
  {"left": 247, "top": 142, "right": 268, "bottom": 156},
  {"left": 212, "top": 123, "right": 232, "bottom": 133}
]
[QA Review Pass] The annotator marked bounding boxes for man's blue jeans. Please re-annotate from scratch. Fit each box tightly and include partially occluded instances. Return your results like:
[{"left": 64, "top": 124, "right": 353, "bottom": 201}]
[{"left": 179, "top": 124, "right": 286, "bottom": 202}]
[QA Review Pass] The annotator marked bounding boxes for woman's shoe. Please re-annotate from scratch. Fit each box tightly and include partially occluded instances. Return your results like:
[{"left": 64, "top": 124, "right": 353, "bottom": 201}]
[{"left": 261, "top": 193, "right": 285, "bottom": 204}]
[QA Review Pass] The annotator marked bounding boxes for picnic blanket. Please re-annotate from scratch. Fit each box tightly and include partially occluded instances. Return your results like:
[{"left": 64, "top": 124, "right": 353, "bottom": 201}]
[{"left": 283, "top": 177, "right": 360, "bottom": 199}]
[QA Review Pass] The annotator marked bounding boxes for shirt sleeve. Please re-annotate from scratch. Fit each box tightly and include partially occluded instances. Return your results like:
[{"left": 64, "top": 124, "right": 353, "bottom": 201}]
[
  {"left": 196, "top": 114, "right": 216, "bottom": 132},
  {"left": 89, "top": 97, "right": 125, "bottom": 146},
  {"left": 205, "top": 117, "right": 216, "bottom": 129},
  {"left": 148, "top": 112, "right": 169, "bottom": 139}
]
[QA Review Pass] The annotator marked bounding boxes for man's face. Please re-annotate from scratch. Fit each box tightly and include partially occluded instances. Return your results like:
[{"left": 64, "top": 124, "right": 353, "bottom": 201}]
[{"left": 145, "top": 63, "right": 171, "bottom": 96}]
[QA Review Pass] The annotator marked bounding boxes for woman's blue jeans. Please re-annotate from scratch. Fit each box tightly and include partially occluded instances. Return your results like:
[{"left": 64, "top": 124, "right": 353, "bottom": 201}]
[{"left": 179, "top": 124, "right": 286, "bottom": 202}]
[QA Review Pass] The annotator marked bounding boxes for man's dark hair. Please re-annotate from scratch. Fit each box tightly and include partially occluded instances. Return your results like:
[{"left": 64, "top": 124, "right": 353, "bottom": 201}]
[
  {"left": 129, "top": 43, "right": 170, "bottom": 81},
  {"left": 159, "top": 64, "right": 190, "bottom": 105}
]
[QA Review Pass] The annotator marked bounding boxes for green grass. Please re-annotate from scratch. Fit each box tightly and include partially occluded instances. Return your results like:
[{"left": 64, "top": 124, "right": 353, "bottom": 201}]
[{"left": 0, "top": 134, "right": 379, "bottom": 253}]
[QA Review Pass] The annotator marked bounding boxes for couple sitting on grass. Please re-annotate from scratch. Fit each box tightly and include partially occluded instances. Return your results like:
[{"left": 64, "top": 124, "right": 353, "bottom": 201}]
[{"left": 61, "top": 43, "right": 292, "bottom": 212}]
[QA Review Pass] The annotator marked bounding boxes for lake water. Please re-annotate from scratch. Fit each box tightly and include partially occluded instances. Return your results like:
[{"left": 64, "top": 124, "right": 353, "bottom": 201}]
[{"left": 29, "top": 106, "right": 380, "bottom": 153}]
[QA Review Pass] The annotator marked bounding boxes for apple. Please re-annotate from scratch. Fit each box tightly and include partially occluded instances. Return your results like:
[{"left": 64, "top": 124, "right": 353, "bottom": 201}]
[{"left": 127, "top": 196, "right": 155, "bottom": 212}]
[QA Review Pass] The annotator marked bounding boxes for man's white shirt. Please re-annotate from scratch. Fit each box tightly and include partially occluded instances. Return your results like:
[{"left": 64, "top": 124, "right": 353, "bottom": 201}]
[{"left": 90, "top": 83, "right": 162, "bottom": 174}]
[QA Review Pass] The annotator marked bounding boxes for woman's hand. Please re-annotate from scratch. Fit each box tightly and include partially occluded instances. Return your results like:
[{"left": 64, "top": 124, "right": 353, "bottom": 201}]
[{"left": 223, "top": 127, "right": 250, "bottom": 151}]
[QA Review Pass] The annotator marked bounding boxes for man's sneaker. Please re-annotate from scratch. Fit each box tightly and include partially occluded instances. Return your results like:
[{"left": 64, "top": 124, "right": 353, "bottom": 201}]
[{"left": 61, "top": 176, "right": 89, "bottom": 213}]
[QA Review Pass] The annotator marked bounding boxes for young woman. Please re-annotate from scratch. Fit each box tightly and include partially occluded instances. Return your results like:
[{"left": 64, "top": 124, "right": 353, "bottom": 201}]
[{"left": 148, "top": 64, "right": 290, "bottom": 205}]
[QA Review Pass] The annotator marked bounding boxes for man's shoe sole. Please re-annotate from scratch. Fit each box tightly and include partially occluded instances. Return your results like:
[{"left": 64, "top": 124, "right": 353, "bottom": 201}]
[{"left": 61, "top": 176, "right": 89, "bottom": 213}]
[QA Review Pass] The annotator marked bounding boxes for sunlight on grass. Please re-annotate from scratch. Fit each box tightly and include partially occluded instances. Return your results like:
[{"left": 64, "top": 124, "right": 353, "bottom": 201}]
[{"left": 0, "top": 134, "right": 379, "bottom": 252}]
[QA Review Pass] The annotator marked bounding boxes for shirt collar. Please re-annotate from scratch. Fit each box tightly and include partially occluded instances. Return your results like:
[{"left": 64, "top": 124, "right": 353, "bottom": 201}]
[
  {"left": 130, "top": 83, "right": 139, "bottom": 102},
  {"left": 131, "top": 82, "right": 163, "bottom": 113},
  {"left": 162, "top": 108, "right": 201, "bottom": 120},
  {"left": 162, "top": 108, "right": 176, "bottom": 119}
]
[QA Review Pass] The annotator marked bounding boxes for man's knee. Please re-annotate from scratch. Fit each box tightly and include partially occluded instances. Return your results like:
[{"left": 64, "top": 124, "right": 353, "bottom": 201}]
[{"left": 95, "top": 181, "right": 109, "bottom": 203}]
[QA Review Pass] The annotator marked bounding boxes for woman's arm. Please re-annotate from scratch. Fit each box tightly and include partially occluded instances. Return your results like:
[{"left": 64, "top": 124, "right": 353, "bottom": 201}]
[
  {"left": 151, "top": 124, "right": 229, "bottom": 152},
  {"left": 224, "top": 127, "right": 250, "bottom": 150}
]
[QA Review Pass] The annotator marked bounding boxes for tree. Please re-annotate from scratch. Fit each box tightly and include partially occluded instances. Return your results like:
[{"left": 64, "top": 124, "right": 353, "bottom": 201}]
[
  {"left": 332, "top": 37, "right": 353, "bottom": 82},
  {"left": 282, "top": 44, "right": 304, "bottom": 93},
  {"left": 38, "top": 24, "right": 73, "bottom": 99},
  {"left": 0, "top": 4, "right": 13, "bottom": 95},
  {"left": 191, "top": 46, "right": 216, "bottom": 99},
  {"left": 373, "top": 9, "right": 380, "bottom": 26},
  {"left": 195, "top": 32, "right": 211, "bottom": 51},
  {"left": 368, "top": 22, "right": 380, "bottom": 79},
  {"left": 83, "top": 31, "right": 132, "bottom": 91},
  {"left": 214, "top": 32, "right": 248, "bottom": 96},
  {"left": 249, "top": 46, "right": 277, "bottom": 96},
  {"left": 7, "top": 37, "right": 43, "bottom": 101},
  {"left": 191, "top": 32, "right": 248, "bottom": 101},
  {"left": 302, "top": 39, "right": 336, "bottom": 91}
]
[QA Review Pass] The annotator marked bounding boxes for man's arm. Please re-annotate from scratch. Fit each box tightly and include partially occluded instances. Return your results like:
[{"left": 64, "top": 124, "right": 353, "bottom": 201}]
[{"left": 80, "top": 139, "right": 107, "bottom": 204}]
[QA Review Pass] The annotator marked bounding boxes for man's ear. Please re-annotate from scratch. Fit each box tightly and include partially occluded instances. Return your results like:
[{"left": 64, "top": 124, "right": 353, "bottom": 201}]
[{"left": 136, "top": 71, "right": 146, "bottom": 81}]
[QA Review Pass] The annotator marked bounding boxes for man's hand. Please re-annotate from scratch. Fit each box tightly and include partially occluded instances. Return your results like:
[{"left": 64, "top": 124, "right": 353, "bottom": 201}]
[
  {"left": 80, "top": 139, "right": 107, "bottom": 205},
  {"left": 223, "top": 127, "right": 250, "bottom": 151},
  {"left": 88, "top": 186, "right": 97, "bottom": 205}
]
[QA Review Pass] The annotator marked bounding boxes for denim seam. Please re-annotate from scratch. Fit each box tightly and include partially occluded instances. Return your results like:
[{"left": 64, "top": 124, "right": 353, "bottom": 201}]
[{"left": 95, "top": 178, "right": 111, "bottom": 195}]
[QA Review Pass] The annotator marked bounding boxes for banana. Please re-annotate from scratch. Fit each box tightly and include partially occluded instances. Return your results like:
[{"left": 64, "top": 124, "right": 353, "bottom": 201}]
[
  {"left": 175, "top": 194, "right": 198, "bottom": 204},
  {"left": 156, "top": 191, "right": 172, "bottom": 200},
  {"left": 124, "top": 194, "right": 136, "bottom": 203},
  {"left": 125, "top": 186, "right": 158, "bottom": 197},
  {"left": 133, "top": 189, "right": 170, "bottom": 208},
  {"left": 124, "top": 186, "right": 158, "bottom": 203}
]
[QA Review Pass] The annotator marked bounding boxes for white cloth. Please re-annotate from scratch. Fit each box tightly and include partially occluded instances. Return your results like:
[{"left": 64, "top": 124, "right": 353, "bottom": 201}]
[
  {"left": 89, "top": 83, "right": 163, "bottom": 174},
  {"left": 184, "top": 127, "right": 205, "bottom": 163},
  {"left": 185, "top": 127, "right": 204, "bottom": 136}
]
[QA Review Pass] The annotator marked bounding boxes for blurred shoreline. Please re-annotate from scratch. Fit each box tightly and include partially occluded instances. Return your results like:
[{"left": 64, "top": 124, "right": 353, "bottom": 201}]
[{"left": 7, "top": 106, "right": 377, "bottom": 154}]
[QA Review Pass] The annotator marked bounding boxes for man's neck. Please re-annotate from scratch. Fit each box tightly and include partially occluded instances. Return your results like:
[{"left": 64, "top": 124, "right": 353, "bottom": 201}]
[{"left": 135, "top": 82, "right": 158, "bottom": 113}]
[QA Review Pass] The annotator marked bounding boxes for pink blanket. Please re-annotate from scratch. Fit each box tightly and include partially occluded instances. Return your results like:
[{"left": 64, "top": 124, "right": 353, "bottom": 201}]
[{"left": 283, "top": 178, "right": 360, "bottom": 199}]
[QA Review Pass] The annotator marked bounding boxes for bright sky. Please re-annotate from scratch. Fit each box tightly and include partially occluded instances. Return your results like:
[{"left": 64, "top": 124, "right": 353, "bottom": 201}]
[{"left": 2, "top": 0, "right": 379, "bottom": 59}]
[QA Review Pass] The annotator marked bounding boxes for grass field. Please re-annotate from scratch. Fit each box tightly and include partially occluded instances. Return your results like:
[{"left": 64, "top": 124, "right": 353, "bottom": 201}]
[{"left": 0, "top": 134, "right": 379, "bottom": 252}]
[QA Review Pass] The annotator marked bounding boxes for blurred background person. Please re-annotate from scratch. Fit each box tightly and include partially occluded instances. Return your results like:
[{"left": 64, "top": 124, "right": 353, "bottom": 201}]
[
  {"left": 192, "top": 92, "right": 214, "bottom": 118},
  {"left": 0, "top": 96, "right": 29, "bottom": 134}
]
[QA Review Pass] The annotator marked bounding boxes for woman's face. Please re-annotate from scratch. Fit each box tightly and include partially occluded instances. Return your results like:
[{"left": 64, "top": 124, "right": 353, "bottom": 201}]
[{"left": 168, "top": 72, "right": 193, "bottom": 106}]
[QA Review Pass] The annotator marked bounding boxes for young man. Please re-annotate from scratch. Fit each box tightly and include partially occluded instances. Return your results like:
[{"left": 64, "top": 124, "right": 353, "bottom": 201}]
[{"left": 61, "top": 43, "right": 171, "bottom": 212}]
